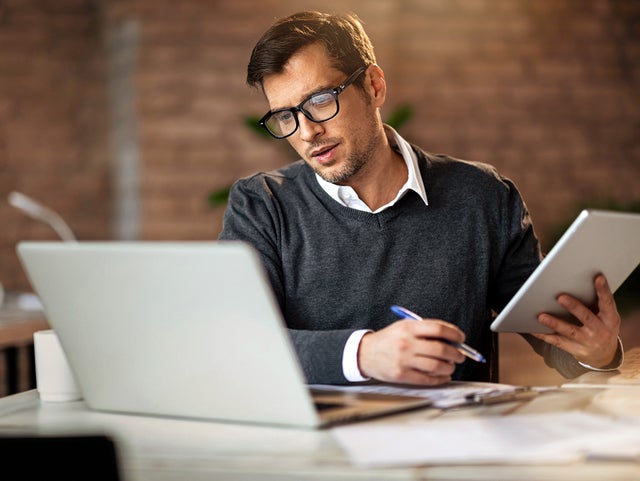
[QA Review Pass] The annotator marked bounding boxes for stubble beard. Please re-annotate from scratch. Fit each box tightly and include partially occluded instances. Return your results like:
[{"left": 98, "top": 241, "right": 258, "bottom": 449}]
[
  {"left": 314, "top": 150, "right": 367, "bottom": 184},
  {"left": 312, "top": 124, "right": 382, "bottom": 185}
]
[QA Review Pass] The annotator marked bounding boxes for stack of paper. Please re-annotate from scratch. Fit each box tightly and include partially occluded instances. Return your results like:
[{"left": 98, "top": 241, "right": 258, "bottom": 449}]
[{"left": 332, "top": 411, "right": 640, "bottom": 467}]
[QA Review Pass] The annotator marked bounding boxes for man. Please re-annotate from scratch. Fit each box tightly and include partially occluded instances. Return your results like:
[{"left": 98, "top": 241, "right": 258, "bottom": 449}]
[{"left": 219, "top": 11, "right": 623, "bottom": 385}]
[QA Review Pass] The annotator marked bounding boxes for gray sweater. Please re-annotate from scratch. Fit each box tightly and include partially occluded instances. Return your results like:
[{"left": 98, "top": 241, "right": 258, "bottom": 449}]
[{"left": 219, "top": 145, "right": 588, "bottom": 383}]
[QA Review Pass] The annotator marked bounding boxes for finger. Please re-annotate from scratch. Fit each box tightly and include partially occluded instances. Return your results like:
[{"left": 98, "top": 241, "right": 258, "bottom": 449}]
[
  {"left": 410, "top": 354, "right": 457, "bottom": 375},
  {"left": 531, "top": 329, "right": 586, "bottom": 357},
  {"left": 400, "top": 356, "right": 456, "bottom": 385},
  {"left": 554, "top": 293, "right": 600, "bottom": 330},
  {"left": 537, "top": 312, "right": 584, "bottom": 341},
  {"left": 594, "top": 274, "right": 620, "bottom": 329},
  {"left": 411, "top": 319, "right": 466, "bottom": 344},
  {"left": 397, "top": 370, "right": 452, "bottom": 386},
  {"left": 535, "top": 311, "right": 594, "bottom": 359},
  {"left": 366, "top": 359, "right": 453, "bottom": 386},
  {"left": 531, "top": 328, "right": 596, "bottom": 362},
  {"left": 416, "top": 338, "right": 466, "bottom": 364},
  {"left": 367, "top": 346, "right": 455, "bottom": 385}
]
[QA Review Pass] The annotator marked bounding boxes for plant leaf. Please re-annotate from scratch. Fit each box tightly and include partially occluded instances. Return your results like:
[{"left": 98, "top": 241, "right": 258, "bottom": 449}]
[
  {"left": 208, "top": 187, "right": 231, "bottom": 206},
  {"left": 385, "top": 104, "right": 414, "bottom": 130},
  {"left": 245, "top": 115, "right": 272, "bottom": 139}
]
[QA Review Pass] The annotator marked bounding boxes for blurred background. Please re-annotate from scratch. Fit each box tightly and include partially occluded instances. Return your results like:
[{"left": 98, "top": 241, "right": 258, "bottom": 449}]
[{"left": 1, "top": 0, "right": 639, "bottom": 386}]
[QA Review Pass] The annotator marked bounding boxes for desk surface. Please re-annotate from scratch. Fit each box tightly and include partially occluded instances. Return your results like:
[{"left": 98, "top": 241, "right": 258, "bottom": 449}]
[{"left": 0, "top": 353, "right": 639, "bottom": 481}]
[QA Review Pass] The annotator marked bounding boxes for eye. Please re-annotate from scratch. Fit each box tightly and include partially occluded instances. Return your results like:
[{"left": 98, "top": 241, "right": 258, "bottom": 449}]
[
  {"left": 308, "top": 92, "right": 335, "bottom": 109},
  {"left": 272, "top": 110, "right": 295, "bottom": 124}
]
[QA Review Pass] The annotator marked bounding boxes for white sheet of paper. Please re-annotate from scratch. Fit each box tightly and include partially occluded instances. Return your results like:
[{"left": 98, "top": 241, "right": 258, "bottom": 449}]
[{"left": 332, "top": 411, "right": 640, "bottom": 467}]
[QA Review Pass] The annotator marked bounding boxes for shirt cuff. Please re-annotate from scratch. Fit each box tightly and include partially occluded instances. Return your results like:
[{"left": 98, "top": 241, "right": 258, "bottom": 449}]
[
  {"left": 342, "top": 329, "right": 373, "bottom": 382},
  {"left": 578, "top": 336, "right": 625, "bottom": 372}
]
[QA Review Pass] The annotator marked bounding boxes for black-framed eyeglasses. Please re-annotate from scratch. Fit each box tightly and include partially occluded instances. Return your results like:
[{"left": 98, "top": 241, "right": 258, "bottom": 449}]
[{"left": 258, "top": 65, "right": 368, "bottom": 139}]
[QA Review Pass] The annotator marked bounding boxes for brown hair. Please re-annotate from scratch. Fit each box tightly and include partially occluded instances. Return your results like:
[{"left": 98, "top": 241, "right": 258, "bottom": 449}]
[{"left": 247, "top": 11, "right": 376, "bottom": 90}]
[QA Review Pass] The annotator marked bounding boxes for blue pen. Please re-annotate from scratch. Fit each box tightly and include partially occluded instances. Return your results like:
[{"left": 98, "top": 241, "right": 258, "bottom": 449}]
[{"left": 390, "top": 305, "right": 486, "bottom": 363}]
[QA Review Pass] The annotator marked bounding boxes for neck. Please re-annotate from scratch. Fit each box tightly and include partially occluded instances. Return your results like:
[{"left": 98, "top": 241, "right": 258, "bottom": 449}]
[{"left": 344, "top": 144, "right": 407, "bottom": 212}]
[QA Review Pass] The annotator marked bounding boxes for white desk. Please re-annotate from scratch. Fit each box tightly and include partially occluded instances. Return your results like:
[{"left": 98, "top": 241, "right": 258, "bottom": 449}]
[{"left": 1, "top": 354, "right": 640, "bottom": 480}]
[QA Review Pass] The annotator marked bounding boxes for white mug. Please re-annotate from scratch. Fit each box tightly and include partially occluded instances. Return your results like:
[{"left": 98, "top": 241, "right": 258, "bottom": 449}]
[{"left": 33, "top": 329, "right": 82, "bottom": 402}]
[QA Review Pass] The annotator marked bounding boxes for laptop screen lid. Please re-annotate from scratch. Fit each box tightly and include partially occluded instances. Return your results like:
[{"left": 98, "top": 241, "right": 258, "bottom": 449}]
[
  {"left": 17, "top": 241, "right": 323, "bottom": 427},
  {"left": 17, "top": 241, "right": 431, "bottom": 428}
]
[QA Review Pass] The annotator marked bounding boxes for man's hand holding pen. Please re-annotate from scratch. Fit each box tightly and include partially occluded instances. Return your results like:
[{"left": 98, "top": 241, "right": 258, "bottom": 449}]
[
  {"left": 391, "top": 305, "right": 486, "bottom": 363},
  {"left": 356, "top": 306, "right": 485, "bottom": 387}
]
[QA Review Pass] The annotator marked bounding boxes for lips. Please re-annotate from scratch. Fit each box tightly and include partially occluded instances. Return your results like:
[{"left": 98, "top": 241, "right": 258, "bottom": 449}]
[{"left": 309, "top": 143, "right": 338, "bottom": 164}]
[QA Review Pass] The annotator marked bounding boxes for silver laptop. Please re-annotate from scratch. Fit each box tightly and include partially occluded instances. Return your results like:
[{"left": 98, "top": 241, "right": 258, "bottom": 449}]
[{"left": 17, "top": 241, "right": 431, "bottom": 428}]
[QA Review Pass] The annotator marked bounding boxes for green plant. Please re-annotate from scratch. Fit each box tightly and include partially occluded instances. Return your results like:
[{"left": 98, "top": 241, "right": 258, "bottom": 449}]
[{"left": 208, "top": 104, "right": 414, "bottom": 206}]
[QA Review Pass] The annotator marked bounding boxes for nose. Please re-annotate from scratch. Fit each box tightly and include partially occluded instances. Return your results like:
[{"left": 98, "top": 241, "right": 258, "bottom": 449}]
[{"left": 296, "top": 112, "right": 324, "bottom": 142}]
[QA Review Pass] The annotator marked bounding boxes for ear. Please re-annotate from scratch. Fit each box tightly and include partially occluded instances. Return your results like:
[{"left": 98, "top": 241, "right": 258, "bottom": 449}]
[{"left": 364, "top": 64, "right": 386, "bottom": 108}]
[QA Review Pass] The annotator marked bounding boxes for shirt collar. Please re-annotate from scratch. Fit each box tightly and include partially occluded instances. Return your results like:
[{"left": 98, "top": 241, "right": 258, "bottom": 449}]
[{"left": 315, "top": 124, "right": 429, "bottom": 212}]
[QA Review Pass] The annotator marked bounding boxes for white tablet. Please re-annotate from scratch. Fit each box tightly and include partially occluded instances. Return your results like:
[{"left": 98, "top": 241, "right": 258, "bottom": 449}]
[{"left": 490, "top": 209, "right": 640, "bottom": 333}]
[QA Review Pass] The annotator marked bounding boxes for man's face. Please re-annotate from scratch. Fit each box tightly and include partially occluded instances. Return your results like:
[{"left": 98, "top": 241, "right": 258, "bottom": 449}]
[{"left": 262, "top": 42, "right": 384, "bottom": 185}]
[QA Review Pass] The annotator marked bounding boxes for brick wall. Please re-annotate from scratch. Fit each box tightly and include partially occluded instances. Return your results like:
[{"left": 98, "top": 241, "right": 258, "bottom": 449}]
[
  {"left": 0, "top": 0, "right": 110, "bottom": 290},
  {"left": 1, "top": 0, "right": 639, "bottom": 292}
]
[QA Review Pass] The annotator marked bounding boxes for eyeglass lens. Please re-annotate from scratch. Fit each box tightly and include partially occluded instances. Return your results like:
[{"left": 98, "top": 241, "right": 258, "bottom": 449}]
[{"left": 264, "top": 91, "right": 338, "bottom": 138}]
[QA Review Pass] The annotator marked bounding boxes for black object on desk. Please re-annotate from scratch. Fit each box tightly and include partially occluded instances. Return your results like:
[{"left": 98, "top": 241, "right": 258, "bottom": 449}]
[{"left": 0, "top": 434, "right": 121, "bottom": 481}]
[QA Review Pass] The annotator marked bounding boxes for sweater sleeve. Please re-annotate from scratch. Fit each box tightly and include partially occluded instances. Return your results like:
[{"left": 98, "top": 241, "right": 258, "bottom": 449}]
[
  {"left": 219, "top": 175, "right": 353, "bottom": 384},
  {"left": 485, "top": 175, "right": 620, "bottom": 379},
  {"left": 488, "top": 176, "right": 542, "bottom": 313}
]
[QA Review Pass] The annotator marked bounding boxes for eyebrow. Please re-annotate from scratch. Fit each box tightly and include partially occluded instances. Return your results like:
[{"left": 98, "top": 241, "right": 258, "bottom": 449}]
[{"left": 270, "top": 80, "right": 339, "bottom": 112}]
